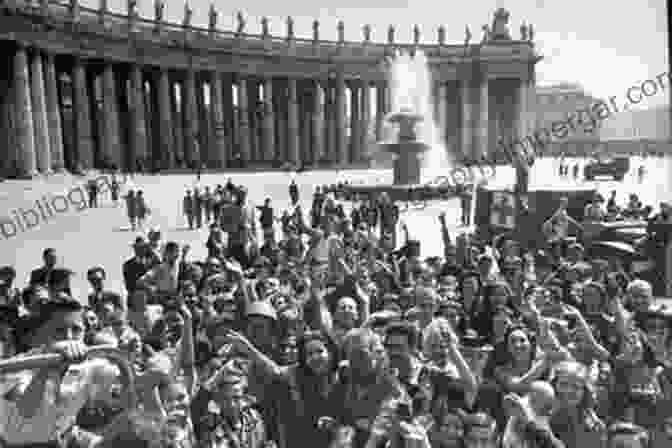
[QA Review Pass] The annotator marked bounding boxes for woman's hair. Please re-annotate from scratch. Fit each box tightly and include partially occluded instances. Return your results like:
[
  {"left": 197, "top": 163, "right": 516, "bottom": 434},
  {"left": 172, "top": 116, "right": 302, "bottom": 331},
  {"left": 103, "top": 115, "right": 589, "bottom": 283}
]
[
  {"left": 488, "top": 325, "right": 537, "bottom": 373},
  {"left": 297, "top": 330, "right": 340, "bottom": 376},
  {"left": 422, "top": 317, "right": 453, "bottom": 360}
]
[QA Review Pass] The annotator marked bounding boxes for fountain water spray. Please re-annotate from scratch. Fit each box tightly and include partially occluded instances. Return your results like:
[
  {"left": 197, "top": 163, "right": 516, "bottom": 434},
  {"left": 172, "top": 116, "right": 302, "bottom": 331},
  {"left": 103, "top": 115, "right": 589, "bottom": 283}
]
[{"left": 383, "top": 48, "right": 454, "bottom": 183}]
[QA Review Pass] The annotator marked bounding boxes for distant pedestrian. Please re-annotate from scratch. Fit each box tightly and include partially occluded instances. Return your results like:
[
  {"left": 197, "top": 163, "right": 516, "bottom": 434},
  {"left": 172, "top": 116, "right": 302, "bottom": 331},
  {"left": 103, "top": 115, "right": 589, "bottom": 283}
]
[
  {"left": 124, "top": 189, "right": 137, "bottom": 231},
  {"left": 86, "top": 178, "right": 99, "bottom": 208},
  {"left": 289, "top": 179, "right": 299, "bottom": 205},
  {"left": 193, "top": 187, "right": 203, "bottom": 229},
  {"left": 203, "top": 186, "right": 213, "bottom": 224},
  {"left": 183, "top": 189, "right": 195, "bottom": 230},
  {"left": 135, "top": 190, "right": 150, "bottom": 230},
  {"left": 110, "top": 176, "right": 120, "bottom": 206}
]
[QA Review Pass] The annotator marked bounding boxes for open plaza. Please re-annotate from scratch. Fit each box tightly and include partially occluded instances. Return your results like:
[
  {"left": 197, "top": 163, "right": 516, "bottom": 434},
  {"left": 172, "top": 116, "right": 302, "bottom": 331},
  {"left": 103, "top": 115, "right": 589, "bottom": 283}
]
[{"left": 1, "top": 1, "right": 672, "bottom": 448}]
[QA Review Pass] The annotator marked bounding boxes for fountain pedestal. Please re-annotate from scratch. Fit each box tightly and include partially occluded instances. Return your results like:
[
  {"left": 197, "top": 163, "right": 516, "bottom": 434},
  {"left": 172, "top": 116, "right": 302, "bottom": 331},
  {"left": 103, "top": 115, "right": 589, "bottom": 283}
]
[
  {"left": 339, "top": 108, "right": 443, "bottom": 202},
  {"left": 383, "top": 110, "right": 429, "bottom": 185},
  {"left": 385, "top": 141, "right": 429, "bottom": 185}
]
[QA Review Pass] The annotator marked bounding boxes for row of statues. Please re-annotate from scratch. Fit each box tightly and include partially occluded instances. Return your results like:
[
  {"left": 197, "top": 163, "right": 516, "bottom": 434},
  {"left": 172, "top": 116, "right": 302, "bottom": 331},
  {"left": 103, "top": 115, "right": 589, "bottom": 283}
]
[{"left": 111, "top": 2, "right": 535, "bottom": 45}]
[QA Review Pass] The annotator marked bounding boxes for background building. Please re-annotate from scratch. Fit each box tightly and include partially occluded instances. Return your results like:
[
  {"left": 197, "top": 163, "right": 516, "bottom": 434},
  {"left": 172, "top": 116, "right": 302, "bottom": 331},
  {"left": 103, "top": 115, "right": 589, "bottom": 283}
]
[{"left": 532, "top": 82, "right": 602, "bottom": 156}]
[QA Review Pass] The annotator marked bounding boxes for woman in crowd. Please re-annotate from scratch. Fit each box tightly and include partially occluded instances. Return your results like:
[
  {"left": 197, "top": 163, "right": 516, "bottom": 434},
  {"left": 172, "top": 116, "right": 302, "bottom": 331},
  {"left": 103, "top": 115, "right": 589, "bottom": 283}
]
[{"left": 2, "top": 180, "right": 670, "bottom": 448}]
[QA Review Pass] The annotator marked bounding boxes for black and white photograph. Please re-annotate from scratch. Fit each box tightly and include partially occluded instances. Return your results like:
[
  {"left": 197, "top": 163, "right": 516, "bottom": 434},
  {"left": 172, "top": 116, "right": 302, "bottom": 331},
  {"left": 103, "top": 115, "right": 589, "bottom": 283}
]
[{"left": 0, "top": 0, "right": 671, "bottom": 447}]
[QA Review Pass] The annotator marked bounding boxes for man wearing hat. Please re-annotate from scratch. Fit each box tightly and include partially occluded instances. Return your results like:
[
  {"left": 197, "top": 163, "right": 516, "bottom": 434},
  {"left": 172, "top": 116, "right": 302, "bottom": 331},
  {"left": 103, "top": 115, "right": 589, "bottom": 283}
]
[
  {"left": 183, "top": 189, "right": 195, "bottom": 230},
  {"left": 137, "top": 241, "right": 184, "bottom": 300},
  {"left": 123, "top": 236, "right": 153, "bottom": 296},
  {"left": 29, "top": 248, "right": 73, "bottom": 296},
  {"left": 87, "top": 266, "right": 124, "bottom": 313}
]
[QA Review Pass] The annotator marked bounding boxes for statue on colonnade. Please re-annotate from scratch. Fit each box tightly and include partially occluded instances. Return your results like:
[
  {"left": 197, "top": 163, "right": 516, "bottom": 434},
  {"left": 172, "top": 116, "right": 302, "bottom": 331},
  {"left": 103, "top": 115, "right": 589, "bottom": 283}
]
[
  {"left": 286, "top": 16, "right": 294, "bottom": 40},
  {"left": 182, "top": 2, "right": 192, "bottom": 27},
  {"left": 236, "top": 11, "right": 246, "bottom": 35},
  {"left": 154, "top": 0, "right": 164, "bottom": 22},
  {"left": 312, "top": 19, "right": 319, "bottom": 41},
  {"left": 362, "top": 24, "right": 371, "bottom": 43},
  {"left": 208, "top": 3, "right": 218, "bottom": 31}
]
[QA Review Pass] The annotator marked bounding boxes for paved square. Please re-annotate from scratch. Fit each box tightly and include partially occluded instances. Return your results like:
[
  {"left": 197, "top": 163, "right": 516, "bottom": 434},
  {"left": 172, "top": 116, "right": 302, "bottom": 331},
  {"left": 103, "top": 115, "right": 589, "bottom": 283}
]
[{"left": 1, "top": 156, "right": 668, "bottom": 301}]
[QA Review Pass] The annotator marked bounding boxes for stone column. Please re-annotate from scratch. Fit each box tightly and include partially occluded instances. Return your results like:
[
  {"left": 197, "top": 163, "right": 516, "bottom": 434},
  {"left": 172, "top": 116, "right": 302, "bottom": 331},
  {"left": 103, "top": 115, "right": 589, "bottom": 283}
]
[
  {"left": 459, "top": 78, "right": 472, "bottom": 160},
  {"left": 325, "top": 84, "right": 334, "bottom": 163},
  {"left": 172, "top": 83, "right": 184, "bottom": 167},
  {"left": 247, "top": 81, "right": 259, "bottom": 162},
  {"left": 335, "top": 71, "right": 347, "bottom": 165},
  {"left": 237, "top": 77, "right": 250, "bottom": 164},
  {"left": 30, "top": 51, "right": 51, "bottom": 174},
  {"left": 514, "top": 77, "right": 530, "bottom": 196},
  {"left": 102, "top": 63, "right": 121, "bottom": 169},
  {"left": 437, "top": 82, "right": 448, "bottom": 143},
  {"left": 183, "top": 70, "right": 198, "bottom": 166},
  {"left": 158, "top": 69, "right": 175, "bottom": 169},
  {"left": 375, "top": 82, "right": 385, "bottom": 141},
  {"left": 312, "top": 81, "right": 324, "bottom": 166},
  {"left": 274, "top": 82, "right": 286, "bottom": 163},
  {"left": 300, "top": 87, "right": 311, "bottom": 164},
  {"left": 210, "top": 71, "right": 227, "bottom": 169},
  {"left": 72, "top": 58, "right": 94, "bottom": 170},
  {"left": 44, "top": 54, "right": 64, "bottom": 171},
  {"left": 14, "top": 45, "right": 37, "bottom": 177},
  {"left": 129, "top": 65, "right": 147, "bottom": 170},
  {"left": 196, "top": 77, "right": 209, "bottom": 165},
  {"left": 262, "top": 77, "right": 275, "bottom": 162},
  {"left": 474, "top": 73, "right": 488, "bottom": 161},
  {"left": 350, "top": 82, "right": 360, "bottom": 163},
  {"left": 384, "top": 83, "right": 392, "bottom": 114},
  {"left": 360, "top": 81, "right": 370, "bottom": 162},
  {"left": 1, "top": 85, "right": 14, "bottom": 175},
  {"left": 516, "top": 77, "right": 528, "bottom": 147},
  {"left": 287, "top": 78, "right": 300, "bottom": 165}
]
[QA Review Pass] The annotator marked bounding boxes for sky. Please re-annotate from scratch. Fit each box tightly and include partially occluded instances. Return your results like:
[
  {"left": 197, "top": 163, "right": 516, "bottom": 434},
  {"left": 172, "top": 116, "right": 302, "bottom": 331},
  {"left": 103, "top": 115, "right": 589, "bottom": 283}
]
[{"left": 89, "top": 0, "right": 669, "bottom": 109}]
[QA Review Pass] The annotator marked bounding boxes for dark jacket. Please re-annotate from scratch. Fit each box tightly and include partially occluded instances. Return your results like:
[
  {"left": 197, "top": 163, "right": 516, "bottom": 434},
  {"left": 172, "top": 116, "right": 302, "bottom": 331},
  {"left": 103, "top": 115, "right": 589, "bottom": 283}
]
[
  {"left": 29, "top": 267, "right": 72, "bottom": 295},
  {"left": 122, "top": 257, "right": 150, "bottom": 295}
]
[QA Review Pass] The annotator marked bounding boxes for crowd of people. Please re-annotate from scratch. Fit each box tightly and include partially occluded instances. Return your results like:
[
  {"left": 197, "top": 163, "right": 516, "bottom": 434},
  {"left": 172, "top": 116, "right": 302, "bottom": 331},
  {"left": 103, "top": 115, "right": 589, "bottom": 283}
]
[{"left": 1, "top": 174, "right": 672, "bottom": 448}]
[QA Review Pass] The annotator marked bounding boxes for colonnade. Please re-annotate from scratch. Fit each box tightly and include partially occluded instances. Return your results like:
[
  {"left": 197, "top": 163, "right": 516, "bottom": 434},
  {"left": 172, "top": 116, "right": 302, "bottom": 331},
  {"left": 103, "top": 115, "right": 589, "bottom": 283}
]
[{"left": 0, "top": 44, "right": 531, "bottom": 177}]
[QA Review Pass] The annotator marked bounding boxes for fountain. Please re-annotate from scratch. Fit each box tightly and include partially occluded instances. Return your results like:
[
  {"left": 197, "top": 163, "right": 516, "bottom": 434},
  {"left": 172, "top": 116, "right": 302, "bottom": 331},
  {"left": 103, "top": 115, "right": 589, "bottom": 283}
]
[{"left": 340, "top": 49, "right": 457, "bottom": 201}]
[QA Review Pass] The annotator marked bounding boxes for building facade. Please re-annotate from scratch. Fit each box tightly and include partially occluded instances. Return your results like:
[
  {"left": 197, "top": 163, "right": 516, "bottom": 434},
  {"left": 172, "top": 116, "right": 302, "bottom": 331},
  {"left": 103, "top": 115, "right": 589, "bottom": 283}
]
[
  {"left": 0, "top": 2, "right": 539, "bottom": 177},
  {"left": 532, "top": 82, "right": 602, "bottom": 156}
]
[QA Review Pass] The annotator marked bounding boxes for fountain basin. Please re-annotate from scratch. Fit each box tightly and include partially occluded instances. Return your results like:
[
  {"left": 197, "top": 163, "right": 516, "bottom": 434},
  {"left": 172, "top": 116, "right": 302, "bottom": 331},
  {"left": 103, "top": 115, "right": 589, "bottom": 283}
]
[
  {"left": 384, "top": 141, "right": 429, "bottom": 185},
  {"left": 335, "top": 182, "right": 455, "bottom": 203}
]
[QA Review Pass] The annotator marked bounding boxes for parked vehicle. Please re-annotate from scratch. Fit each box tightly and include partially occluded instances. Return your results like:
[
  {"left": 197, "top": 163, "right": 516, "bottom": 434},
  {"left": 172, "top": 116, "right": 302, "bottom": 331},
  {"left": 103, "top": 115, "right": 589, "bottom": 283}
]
[{"left": 584, "top": 155, "right": 630, "bottom": 181}]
